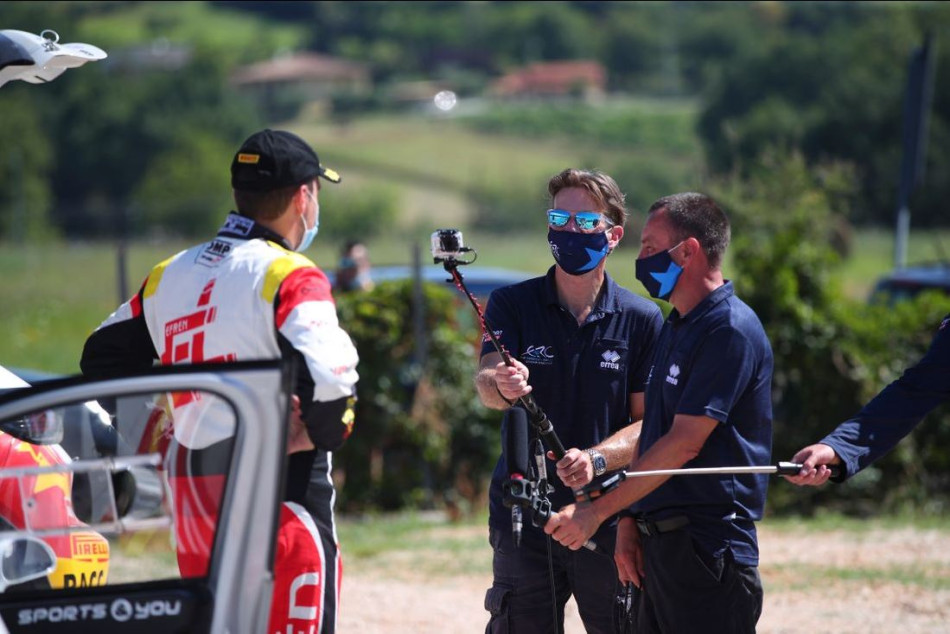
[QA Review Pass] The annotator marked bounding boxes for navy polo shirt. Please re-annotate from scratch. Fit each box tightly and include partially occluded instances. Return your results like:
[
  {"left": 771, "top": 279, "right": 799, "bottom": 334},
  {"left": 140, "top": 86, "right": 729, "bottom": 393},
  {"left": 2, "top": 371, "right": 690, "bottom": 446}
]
[
  {"left": 633, "top": 281, "right": 773, "bottom": 566},
  {"left": 822, "top": 313, "right": 950, "bottom": 479},
  {"left": 482, "top": 266, "right": 663, "bottom": 533}
]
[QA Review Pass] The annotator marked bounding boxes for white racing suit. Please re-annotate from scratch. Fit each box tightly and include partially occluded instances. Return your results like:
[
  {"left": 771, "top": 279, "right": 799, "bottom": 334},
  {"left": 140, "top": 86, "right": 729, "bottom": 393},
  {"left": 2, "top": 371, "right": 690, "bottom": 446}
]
[{"left": 81, "top": 212, "right": 359, "bottom": 634}]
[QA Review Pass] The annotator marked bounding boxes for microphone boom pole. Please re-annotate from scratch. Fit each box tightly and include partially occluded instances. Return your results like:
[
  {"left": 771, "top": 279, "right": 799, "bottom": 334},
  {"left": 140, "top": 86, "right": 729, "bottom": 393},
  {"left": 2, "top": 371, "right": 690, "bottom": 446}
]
[
  {"left": 575, "top": 462, "right": 843, "bottom": 503},
  {"left": 442, "top": 258, "right": 566, "bottom": 459},
  {"left": 616, "top": 461, "right": 843, "bottom": 479}
]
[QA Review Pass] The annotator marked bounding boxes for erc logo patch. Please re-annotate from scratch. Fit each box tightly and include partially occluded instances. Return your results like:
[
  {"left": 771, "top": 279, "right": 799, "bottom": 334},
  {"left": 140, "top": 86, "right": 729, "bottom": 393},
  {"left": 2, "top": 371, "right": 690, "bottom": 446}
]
[{"left": 523, "top": 344, "right": 554, "bottom": 365}]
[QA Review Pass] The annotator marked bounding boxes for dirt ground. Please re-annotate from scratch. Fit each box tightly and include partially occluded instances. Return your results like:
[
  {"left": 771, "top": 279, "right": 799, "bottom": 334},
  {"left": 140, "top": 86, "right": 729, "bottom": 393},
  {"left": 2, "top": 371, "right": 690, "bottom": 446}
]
[{"left": 338, "top": 523, "right": 950, "bottom": 633}]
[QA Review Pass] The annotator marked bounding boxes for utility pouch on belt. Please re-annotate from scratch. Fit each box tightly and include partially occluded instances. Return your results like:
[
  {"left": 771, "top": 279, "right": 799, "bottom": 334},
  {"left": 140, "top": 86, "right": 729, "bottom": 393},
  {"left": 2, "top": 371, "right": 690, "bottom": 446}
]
[{"left": 484, "top": 586, "right": 511, "bottom": 634}]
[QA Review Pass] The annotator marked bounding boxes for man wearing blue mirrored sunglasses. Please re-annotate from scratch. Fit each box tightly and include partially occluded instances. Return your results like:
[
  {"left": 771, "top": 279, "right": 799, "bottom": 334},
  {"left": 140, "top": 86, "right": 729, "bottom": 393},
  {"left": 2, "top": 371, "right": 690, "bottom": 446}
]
[{"left": 476, "top": 168, "right": 663, "bottom": 634}]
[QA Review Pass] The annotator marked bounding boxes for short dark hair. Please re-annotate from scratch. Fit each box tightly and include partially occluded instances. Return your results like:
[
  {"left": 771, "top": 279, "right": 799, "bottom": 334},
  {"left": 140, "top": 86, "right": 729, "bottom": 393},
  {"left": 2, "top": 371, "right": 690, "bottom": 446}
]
[
  {"left": 548, "top": 168, "right": 628, "bottom": 227},
  {"left": 233, "top": 180, "right": 318, "bottom": 221},
  {"left": 233, "top": 185, "right": 297, "bottom": 221},
  {"left": 648, "top": 192, "right": 730, "bottom": 268}
]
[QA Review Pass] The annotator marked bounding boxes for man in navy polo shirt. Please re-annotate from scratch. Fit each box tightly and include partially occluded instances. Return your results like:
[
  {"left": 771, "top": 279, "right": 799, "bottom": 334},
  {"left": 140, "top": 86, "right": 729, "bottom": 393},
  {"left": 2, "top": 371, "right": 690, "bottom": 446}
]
[
  {"left": 786, "top": 313, "right": 950, "bottom": 486},
  {"left": 475, "top": 168, "right": 662, "bottom": 633},
  {"left": 545, "top": 192, "right": 773, "bottom": 634}
]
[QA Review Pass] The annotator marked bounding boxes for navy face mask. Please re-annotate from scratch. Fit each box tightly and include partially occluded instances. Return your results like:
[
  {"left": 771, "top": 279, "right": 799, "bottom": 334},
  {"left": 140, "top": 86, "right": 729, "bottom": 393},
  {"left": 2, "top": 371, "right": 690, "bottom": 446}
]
[
  {"left": 635, "top": 241, "right": 684, "bottom": 300},
  {"left": 547, "top": 228, "right": 610, "bottom": 276}
]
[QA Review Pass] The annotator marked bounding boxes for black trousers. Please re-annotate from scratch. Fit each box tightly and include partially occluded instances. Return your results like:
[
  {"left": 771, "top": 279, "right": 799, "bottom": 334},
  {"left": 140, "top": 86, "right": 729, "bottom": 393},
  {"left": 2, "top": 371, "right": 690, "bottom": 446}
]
[
  {"left": 638, "top": 527, "right": 762, "bottom": 634},
  {"left": 484, "top": 524, "right": 620, "bottom": 634}
]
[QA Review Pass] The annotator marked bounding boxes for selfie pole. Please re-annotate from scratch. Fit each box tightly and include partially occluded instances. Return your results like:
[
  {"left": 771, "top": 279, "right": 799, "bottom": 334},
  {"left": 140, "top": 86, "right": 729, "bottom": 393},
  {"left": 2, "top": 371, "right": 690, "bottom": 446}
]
[{"left": 431, "top": 230, "right": 567, "bottom": 459}]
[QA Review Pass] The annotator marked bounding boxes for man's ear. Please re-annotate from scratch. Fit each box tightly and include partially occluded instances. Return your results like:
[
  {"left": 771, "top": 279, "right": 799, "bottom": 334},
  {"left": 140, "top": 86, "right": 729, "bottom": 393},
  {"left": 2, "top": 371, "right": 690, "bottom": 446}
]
[
  {"left": 607, "top": 225, "right": 624, "bottom": 251},
  {"left": 294, "top": 184, "right": 310, "bottom": 216},
  {"left": 681, "top": 236, "right": 702, "bottom": 266}
]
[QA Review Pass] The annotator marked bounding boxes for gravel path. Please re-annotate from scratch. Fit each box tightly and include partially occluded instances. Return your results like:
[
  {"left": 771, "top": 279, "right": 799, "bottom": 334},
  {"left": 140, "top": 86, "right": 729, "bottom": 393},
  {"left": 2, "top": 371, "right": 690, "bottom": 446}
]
[{"left": 338, "top": 523, "right": 950, "bottom": 633}]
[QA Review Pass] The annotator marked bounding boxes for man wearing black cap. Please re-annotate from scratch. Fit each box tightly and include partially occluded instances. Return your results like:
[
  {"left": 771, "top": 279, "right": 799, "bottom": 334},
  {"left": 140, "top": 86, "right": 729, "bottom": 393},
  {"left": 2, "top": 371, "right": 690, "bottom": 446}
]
[{"left": 81, "top": 129, "right": 358, "bottom": 634}]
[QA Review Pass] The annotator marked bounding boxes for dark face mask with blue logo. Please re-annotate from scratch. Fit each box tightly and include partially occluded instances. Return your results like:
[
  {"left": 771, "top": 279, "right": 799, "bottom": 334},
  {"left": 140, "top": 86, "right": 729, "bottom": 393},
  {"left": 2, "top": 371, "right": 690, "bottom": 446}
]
[
  {"left": 635, "top": 241, "right": 685, "bottom": 300},
  {"left": 547, "top": 228, "right": 610, "bottom": 276}
]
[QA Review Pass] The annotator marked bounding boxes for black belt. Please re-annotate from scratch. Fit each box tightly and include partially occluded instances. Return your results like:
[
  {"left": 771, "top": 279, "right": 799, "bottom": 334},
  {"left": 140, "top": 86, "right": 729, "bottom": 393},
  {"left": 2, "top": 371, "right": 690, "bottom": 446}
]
[{"left": 635, "top": 515, "right": 689, "bottom": 537}]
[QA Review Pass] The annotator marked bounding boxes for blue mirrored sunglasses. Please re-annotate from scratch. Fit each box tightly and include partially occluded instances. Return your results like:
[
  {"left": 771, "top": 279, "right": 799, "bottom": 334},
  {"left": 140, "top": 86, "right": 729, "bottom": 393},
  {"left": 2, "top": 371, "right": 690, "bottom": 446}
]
[{"left": 547, "top": 209, "right": 614, "bottom": 232}]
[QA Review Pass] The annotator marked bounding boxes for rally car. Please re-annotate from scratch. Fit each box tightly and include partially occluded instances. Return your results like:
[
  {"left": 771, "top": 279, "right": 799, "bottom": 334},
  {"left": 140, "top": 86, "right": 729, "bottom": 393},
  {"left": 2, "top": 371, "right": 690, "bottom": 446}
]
[{"left": 0, "top": 361, "right": 292, "bottom": 633}]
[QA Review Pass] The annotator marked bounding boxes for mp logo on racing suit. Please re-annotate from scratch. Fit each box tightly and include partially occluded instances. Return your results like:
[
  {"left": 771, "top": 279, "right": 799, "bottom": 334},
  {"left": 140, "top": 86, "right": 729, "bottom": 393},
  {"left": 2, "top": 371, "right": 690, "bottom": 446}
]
[
  {"left": 522, "top": 345, "right": 555, "bottom": 366},
  {"left": 196, "top": 239, "right": 233, "bottom": 267}
]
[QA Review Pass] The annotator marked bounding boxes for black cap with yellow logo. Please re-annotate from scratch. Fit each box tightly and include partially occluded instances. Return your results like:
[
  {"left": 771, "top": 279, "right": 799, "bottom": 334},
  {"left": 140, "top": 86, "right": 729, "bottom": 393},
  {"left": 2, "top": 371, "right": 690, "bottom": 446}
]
[{"left": 230, "top": 129, "right": 341, "bottom": 192}]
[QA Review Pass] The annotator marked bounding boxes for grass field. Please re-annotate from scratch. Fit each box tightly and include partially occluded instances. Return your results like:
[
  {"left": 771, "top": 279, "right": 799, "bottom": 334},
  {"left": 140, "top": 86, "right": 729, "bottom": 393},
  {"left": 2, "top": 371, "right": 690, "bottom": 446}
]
[
  {"left": 4, "top": 102, "right": 950, "bottom": 376},
  {"left": 2, "top": 227, "right": 949, "bottom": 376}
]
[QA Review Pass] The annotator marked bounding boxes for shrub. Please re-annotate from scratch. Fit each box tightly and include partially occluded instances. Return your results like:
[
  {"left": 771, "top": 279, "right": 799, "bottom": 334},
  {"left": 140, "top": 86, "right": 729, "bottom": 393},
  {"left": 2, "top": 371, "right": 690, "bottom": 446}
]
[
  {"left": 334, "top": 279, "right": 500, "bottom": 515},
  {"left": 715, "top": 152, "right": 950, "bottom": 516}
]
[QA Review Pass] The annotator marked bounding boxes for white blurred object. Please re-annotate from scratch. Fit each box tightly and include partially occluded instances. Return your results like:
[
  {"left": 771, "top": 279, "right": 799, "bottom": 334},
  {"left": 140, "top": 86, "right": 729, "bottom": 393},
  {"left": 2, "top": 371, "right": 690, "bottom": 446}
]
[
  {"left": 0, "top": 366, "right": 28, "bottom": 390},
  {"left": 0, "top": 29, "right": 106, "bottom": 88},
  {"left": 433, "top": 89, "right": 457, "bottom": 112}
]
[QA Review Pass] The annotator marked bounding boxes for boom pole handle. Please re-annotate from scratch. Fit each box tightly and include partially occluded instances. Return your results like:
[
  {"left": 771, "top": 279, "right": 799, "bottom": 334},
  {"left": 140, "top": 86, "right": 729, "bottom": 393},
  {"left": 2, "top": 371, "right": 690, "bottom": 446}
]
[{"left": 443, "top": 261, "right": 567, "bottom": 460}]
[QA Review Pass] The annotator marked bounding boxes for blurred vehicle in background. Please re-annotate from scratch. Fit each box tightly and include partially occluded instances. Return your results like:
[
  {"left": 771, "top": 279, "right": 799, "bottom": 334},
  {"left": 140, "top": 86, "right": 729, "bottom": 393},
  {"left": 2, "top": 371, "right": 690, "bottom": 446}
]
[
  {"left": 328, "top": 264, "right": 533, "bottom": 304},
  {"left": 869, "top": 262, "right": 950, "bottom": 304}
]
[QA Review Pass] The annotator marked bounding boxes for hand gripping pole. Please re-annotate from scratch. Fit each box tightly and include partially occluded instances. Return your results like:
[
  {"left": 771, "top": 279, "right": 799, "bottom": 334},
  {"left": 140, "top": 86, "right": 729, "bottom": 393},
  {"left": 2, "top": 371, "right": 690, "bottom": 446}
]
[{"left": 574, "top": 462, "right": 844, "bottom": 503}]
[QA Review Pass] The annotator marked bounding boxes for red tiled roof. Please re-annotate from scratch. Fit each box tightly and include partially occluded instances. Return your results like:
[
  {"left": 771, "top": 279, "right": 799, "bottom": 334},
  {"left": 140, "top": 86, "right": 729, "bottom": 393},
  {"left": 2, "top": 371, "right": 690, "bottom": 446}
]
[{"left": 492, "top": 60, "right": 606, "bottom": 96}]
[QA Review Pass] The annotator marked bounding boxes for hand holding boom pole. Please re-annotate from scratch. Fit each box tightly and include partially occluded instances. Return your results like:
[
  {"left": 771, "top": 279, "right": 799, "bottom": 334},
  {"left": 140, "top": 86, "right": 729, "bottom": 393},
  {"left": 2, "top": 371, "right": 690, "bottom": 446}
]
[{"left": 432, "top": 229, "right": 567, "bottom": 459}]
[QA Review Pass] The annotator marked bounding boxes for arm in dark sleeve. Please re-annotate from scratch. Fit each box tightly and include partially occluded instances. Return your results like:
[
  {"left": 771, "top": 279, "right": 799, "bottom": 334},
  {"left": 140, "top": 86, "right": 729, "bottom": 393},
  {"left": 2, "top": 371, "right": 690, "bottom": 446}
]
[
  {"left": 479, "top": 286, "right": 522, "bottom": 361},
  {"left": 79, "top": 288, "right": 157, "bottom": 456},
  {"left": 80, "top": 290, "right": 157, "bottom": 380},
  {"left": 822, "top": 317, "right": 950, "bottom": 478}
]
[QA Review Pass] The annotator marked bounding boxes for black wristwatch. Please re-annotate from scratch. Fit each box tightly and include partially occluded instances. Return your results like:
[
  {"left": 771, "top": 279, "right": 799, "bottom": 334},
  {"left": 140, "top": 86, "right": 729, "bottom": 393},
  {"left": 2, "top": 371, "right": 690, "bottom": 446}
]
[{"left": 586, "top": 448, "right": 607, "bottom": 477}]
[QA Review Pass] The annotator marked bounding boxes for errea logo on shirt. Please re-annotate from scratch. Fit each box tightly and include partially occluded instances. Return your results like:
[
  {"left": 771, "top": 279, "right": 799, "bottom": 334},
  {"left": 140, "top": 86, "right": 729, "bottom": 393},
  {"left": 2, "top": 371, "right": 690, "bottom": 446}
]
[
  {"left": 600, "top": 349, "right": 621, "bottom": 370},
  {"left": 665, "top": 364, "right": 681, "bottom": 385}
]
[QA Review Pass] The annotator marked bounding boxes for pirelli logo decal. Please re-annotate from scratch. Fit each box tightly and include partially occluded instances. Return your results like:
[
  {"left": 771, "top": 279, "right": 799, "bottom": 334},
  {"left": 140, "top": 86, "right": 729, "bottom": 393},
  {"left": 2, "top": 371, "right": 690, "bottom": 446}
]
[
  {"left": 71, "top": 533, "right": 109, "bottom": 560},
  {"left": 237, "top": 153, "right": 260, "bottom": 164}
]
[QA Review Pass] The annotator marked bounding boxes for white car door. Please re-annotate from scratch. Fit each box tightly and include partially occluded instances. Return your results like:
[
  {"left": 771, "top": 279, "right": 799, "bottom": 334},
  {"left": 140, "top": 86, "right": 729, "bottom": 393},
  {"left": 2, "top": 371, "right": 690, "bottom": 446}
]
[{"left": 0, "top": 360, "right": 290, "bottom": 634}]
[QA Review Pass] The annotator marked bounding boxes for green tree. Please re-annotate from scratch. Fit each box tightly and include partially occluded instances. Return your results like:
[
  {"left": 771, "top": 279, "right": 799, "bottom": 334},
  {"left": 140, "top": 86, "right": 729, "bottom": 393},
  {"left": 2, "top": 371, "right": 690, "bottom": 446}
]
[
  {"left": 334, "top": 279, "right": 499, "bottom": 514},
  {"left": 699, "top": 3, "right": 950, "bottom": 226},
  {"left": 45, "top": 49, "right": 259, "bottom": 237},
  {"left": 0, "top": 91, "right": 55, "bottom": 241},
  {"left": 713, "top": 151, "right": 950, "bottom": 515},
  {"left": 132, "top": 131, "right": 235, "bottom": 238}
]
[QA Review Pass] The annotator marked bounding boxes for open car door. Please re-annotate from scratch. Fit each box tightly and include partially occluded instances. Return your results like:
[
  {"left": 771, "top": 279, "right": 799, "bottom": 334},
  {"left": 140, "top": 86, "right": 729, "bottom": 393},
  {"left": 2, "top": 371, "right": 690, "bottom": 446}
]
[{"left": 0, "top": 361, "right": 290, "bottom": 634}]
